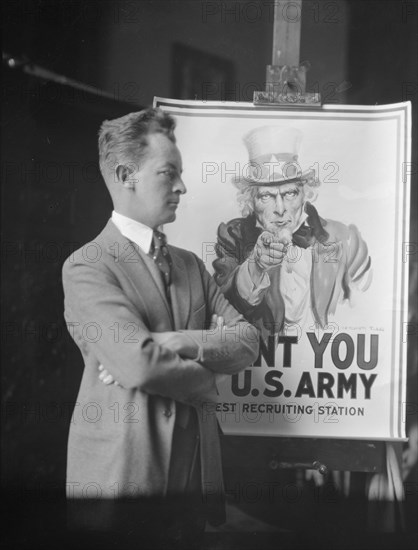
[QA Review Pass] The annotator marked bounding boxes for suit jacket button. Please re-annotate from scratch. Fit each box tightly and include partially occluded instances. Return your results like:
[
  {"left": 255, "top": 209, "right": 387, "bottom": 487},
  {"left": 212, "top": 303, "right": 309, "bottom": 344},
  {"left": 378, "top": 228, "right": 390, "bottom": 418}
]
[{"left": 164, "top": 409, "right": 172, "bottom": 418}]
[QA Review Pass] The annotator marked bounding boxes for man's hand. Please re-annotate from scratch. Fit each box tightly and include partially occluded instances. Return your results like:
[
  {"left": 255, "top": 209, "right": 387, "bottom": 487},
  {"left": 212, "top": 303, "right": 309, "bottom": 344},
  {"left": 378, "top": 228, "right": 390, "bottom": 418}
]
[
  {"left": 209, "top": 313, "right": 243, "bottom": 330},
  {"left": 252, "top": 231, "right": 288, "bottom": 271},
  {"left": 98, "top": 364, "right": 119, "bottom": 386},
  {"left": 246, "top": 231, "right": 288, "bottom": 284}
]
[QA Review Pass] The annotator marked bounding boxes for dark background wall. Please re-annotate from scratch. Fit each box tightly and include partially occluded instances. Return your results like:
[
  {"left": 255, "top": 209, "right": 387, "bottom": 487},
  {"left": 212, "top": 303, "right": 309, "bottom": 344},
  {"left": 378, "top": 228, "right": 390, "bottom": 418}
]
[
  {"left": 1, "top": 68, "right": 130, "bottom": 490},
  {"left": 1, "top": 0, "right": 417, "bottom": 541}
]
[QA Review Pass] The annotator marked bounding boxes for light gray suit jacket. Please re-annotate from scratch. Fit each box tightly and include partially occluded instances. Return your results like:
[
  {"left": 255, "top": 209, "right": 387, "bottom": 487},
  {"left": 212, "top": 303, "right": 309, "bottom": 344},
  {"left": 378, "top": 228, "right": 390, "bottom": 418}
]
[{"left": 62, "top": 220, "right": 258, "bottom": 503}]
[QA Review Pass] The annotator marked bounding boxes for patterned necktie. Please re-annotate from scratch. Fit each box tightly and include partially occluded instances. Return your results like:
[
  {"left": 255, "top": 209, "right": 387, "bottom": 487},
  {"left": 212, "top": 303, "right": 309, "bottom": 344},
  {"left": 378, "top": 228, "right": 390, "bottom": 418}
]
[{"left": 151, "top": 230, "right": 173, "bottom": 296}]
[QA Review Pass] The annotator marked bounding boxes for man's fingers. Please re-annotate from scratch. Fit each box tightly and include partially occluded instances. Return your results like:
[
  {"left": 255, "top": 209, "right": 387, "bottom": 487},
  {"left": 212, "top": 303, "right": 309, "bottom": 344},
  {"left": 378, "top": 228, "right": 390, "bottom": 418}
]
[
  {"left": 259, "top": 231, "right": 275, "bottom": 246},
  {"left": 225, "top": 314, "right": 242, "bottom": 328},
  {"left": 210, "top": 314, "right": 226, "bottom": 330},
  {"left": 266, "top": 243, "right": 286, "bottom": 264},
  {"left": 99, "top": 368, "right": 114, "bottom": 383},
  {"left": 209, "top": 314, "right": 218, "bottom": 329},
  {"left": 103, "top": 374, "right": 114, "bottom": 385},
  {"left": 267, "top": 251, "right": 285, "bottom": 262},
  {"left": 210, "top": 314, "right": 242, "bottom": 330},
  {"left": 98, "top": 364, "right": 119, "bottom": 387},
  {"left": 268, "top": 242, "right": 287, "bottom": 252},
  {"left": 254, "top": 247, "right": 286, "bottom": 270},
  {"left": 256, "top": 239, "right": 286, "bottom": 264},
  {"left": 99, "top": 370, "right": 115, "bottom": 385}
]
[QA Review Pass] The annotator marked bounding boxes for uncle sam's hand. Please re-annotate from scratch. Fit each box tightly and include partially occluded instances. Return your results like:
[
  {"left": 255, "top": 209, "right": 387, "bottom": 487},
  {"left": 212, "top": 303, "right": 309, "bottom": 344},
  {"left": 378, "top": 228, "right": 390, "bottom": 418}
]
[{"left": 251, "top": 231, "right": 288, "bottom": 272}]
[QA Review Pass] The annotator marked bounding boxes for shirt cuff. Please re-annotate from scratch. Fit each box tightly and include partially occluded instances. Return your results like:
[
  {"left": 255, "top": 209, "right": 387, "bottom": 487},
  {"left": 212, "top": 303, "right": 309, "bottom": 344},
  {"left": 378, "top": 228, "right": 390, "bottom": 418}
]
[{"left": 236, "top": 260, "right": 271, "bottom": 306}]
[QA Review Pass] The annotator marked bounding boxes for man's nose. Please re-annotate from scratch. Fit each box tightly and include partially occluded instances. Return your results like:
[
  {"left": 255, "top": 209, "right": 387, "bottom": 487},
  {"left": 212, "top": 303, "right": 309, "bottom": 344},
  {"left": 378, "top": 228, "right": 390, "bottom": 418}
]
[
  {"left": 273, "top": 194, "right": 285, "bottom": 215},
  {"left": 173, "top": 176, "right": 187, "bottom": 194}
]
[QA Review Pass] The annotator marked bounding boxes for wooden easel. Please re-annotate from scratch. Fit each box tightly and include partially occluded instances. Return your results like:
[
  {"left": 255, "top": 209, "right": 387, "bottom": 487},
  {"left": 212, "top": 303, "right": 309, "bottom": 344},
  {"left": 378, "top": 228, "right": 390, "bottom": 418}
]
[{"left": 229, "top": 0, "right": 406, "bottom": 531}]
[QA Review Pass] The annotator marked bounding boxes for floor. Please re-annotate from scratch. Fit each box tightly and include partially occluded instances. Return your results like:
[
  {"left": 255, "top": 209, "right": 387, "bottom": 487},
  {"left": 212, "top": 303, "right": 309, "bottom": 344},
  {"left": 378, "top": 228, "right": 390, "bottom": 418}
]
[{"left": 3, "top": 466, "right": 417, "bottom": 550}]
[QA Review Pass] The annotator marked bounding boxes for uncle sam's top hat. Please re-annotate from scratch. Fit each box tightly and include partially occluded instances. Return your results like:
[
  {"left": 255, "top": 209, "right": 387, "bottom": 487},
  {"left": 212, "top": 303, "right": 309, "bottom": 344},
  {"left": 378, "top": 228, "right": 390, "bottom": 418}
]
[{"left": 241, "top": 126, "right": 316, "bottom": 186}]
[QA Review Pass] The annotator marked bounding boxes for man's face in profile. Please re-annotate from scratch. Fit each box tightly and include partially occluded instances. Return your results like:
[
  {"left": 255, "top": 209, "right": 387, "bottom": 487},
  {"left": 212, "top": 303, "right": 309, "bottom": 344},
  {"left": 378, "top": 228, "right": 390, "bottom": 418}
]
[
  {"left": 129, "top": 133, "right": 186, "bottom": 229},
  {"left": 253, "top": 181, "right": 305, "bottom": 239}
]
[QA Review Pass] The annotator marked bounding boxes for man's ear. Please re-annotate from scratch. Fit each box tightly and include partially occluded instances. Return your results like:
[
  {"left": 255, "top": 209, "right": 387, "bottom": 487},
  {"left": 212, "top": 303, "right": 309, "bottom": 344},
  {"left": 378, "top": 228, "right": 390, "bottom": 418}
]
[{"left": 115, "top": 164, "right": 135, "bottom": 189}]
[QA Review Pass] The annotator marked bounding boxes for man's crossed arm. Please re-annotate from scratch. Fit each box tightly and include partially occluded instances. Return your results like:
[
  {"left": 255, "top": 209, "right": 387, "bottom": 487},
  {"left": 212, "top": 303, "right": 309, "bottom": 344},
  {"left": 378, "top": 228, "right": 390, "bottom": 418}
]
[
  {"left": 63, "top": 256, "right": 259, "bottom": 406},
  {"left": 98, "top": 314, "right": 231, "bottom": 386}
]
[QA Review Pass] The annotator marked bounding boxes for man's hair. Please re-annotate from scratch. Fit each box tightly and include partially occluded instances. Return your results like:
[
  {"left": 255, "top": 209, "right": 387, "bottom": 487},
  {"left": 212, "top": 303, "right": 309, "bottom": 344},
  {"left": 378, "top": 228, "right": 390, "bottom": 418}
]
[
  {"left": 98, "top": 108, "right": 176, "bottom": 178},
  {"left": 234, "top": 178, "right": 319, "bottom": 217}
]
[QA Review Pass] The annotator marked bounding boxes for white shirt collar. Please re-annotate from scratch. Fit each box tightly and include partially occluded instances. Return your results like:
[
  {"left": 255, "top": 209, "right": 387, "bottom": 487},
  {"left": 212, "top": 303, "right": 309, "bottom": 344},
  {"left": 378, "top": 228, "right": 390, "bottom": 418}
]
[
  {"left": 294, "top": 210, "right": 309, "bottom": 232},
  {"left": 111, "top": 211, "right": 154, "bottom": 254}
]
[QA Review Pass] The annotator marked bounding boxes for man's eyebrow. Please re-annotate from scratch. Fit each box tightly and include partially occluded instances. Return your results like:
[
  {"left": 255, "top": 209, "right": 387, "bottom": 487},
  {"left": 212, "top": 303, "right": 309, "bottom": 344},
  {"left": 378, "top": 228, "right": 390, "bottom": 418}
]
[
  {"left": 280, "top": 186, "right": 299, "bottom": 195},
  {"left": 160, "top": 161, "right": 183, "bottom": 173},
  {"left": 257, "top": 189, "right": 276, "bottom": 195}
]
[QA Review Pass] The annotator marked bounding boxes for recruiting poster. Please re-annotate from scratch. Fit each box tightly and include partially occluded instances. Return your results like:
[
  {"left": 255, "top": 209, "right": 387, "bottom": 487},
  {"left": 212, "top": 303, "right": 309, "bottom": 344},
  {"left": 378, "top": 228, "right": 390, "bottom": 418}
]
[{"left": 155, "top": 97, "right": 411, "bottom": 441}]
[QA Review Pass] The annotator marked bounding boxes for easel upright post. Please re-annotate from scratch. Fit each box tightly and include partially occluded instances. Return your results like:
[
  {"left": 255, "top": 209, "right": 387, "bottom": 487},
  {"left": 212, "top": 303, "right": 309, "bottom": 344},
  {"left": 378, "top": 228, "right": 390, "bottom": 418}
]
[
  {"left": 254, "top": 1, "right": 320, "bottom": 106},
  {"left": 272, "top": 0, "right": 302, "bottom": 66}
]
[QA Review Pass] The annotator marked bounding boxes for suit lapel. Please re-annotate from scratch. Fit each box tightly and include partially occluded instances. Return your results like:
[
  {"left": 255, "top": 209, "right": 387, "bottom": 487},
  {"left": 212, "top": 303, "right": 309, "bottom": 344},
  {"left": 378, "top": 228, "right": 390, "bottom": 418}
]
[
  {"left": 101, "top": 220, "right": 174, "bottom": 327},
  {"left": 169, "top": 249, "right": 191, "bottom": 330}
]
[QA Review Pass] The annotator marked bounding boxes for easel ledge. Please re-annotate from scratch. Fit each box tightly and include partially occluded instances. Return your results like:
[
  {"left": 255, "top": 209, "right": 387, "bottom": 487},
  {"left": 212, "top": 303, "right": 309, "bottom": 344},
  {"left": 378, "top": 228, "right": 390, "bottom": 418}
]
[{"left": 223, "top": 436, "right": 388, "bottom": 474}]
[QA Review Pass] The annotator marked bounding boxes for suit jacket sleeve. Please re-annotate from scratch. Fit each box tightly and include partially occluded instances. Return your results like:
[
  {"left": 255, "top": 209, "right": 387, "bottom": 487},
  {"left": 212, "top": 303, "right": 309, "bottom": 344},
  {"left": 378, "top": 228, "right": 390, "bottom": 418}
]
[
  {"left": 62, "top": 257, "right": 216, "bottom": 404},
  {"left": 212, "top": 220, "right": 272, "bottom": 326},
  {"left": 182, "top": 255, "right": 259, "bottom": 374},
  {"left": 346, "top": 224, "right": 372, "bottom": 289}
]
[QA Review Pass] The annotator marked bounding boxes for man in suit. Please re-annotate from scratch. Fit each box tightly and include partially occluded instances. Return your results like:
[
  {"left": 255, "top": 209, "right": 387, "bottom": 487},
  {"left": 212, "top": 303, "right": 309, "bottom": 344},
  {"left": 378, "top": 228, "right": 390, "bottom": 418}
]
[
  {"left": 62, "top": 108, "right": 258, "bottom": 535},
  {"left": 213, "top": 126, "right": 372, "bottom": 339}
]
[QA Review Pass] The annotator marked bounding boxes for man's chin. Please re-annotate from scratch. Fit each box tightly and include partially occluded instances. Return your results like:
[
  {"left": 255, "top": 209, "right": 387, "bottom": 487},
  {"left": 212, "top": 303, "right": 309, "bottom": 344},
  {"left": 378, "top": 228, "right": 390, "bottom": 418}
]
[{"left": 164, "top": 212, "right": 176, "bottom": 225}]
